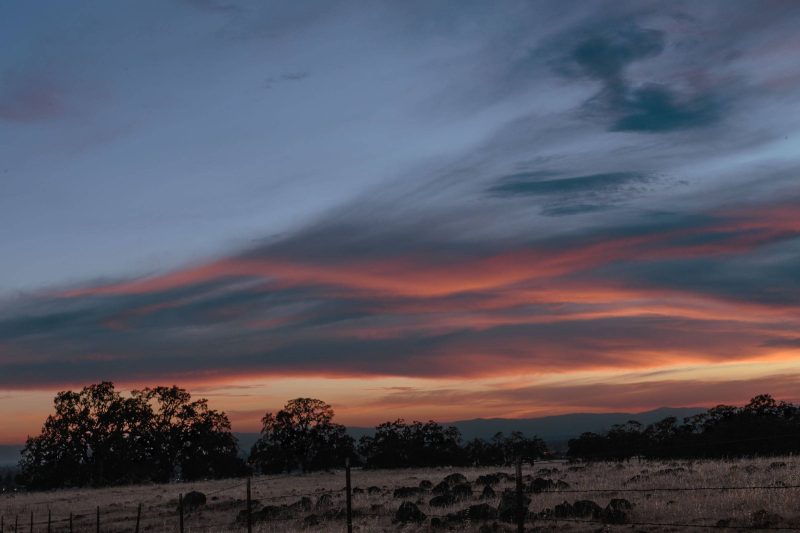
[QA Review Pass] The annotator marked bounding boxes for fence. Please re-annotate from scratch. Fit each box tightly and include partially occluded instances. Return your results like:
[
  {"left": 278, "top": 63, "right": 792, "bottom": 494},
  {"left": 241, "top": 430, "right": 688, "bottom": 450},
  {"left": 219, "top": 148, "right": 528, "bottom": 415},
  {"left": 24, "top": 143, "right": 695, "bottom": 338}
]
[{"left": 2, "top": 458, "right": 800, "bottom": 532}]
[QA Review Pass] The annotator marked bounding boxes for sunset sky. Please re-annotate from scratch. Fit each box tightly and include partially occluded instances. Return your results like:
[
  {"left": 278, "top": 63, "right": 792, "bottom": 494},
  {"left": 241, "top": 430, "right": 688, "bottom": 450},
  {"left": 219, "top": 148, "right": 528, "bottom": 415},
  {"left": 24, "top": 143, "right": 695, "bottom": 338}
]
[{"left": 2, "top": 0, "right": 800, "bottom": 444}]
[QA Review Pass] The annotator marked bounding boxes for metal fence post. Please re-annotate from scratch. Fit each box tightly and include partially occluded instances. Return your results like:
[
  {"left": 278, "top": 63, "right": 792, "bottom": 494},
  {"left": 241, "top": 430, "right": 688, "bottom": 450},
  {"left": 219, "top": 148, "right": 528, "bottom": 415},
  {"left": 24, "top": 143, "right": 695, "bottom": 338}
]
[
  {"left": 246, "top": 478, "right": 252, "bottom": 533},
  {"left": 178, "top": 493, "right": 184, "bottom": 533},
  {"left": 345, "top": 457, "right": 353, "bottom": 533},
  {"left": 515, "top": 457, "right": 525, "bottom": 533}
]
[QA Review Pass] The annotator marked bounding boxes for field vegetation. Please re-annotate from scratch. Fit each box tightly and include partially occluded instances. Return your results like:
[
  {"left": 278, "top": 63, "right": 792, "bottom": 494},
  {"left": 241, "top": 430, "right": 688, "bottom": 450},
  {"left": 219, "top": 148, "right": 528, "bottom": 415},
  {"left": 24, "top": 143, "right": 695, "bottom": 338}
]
[{"left": 2, "top": 456, "right": 800, "bottom": 532}]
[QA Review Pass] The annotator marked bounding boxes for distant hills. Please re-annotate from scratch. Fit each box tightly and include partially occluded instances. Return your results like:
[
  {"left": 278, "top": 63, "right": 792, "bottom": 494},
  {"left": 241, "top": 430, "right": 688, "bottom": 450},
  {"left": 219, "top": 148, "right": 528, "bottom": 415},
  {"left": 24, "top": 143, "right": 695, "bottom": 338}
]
[
  {"left": 233, "top": 406, "right": 703, "bottom": 456},
  {"left": 0, "top": 445, "right": 21, "bottom": 467}
]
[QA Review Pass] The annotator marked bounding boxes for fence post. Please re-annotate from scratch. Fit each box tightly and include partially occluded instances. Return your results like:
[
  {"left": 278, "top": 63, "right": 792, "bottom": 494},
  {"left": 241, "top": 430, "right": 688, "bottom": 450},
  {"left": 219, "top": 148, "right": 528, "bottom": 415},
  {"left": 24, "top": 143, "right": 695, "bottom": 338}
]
[
  {"left": 47, "top": 509, "right": 51, "bottom": 533},
  {"left": 345, "top": 457, "right": 353, "bottom": 533},
  {"left": 28, "top": 511, "right": 32, "bottom": 533},
  {"left": 515, "top": 457, "right": 524, "bottom": 533},
  {"left": 1, "top": 515, "right": 3, "bottom": 532},
  {"left": 96, "top": 505, "right": 100, "bottom": 533},
  {"left": 246, "top": 478, "right": 252, "bottom": 533},
  {"left": 135, "top": 503, "right": 141, "bottom": 533},
  {"left": 69, "top": 512, "right": 73, "bottom": 533},
  {"left": 14, "top": 515, "right": 17, "bottom": 533},
  {"left": 178, "top": 493, "right": 184, "bottom": 533}
]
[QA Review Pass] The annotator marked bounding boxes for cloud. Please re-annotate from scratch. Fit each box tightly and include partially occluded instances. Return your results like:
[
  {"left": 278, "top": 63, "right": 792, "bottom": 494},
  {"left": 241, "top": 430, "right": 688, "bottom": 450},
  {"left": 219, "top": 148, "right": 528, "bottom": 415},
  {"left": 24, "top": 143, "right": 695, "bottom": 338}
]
[
  {"left": 487, "top": 171, "right": 663, "bottom": 215},
  {"left": 611, "top": 84, "right": 722, "bottom": 132},
  {"left": 0, "top": 191, "right": 799, "bottom": 389},
  {"left": 762, "top": 338, "right": 800, "bottom": 348},
  {"left": 551, "top": 22, "right": 723, "bottom": 132},
  {"left": 569, "top": 25, "right": 665, "bottom": 82},
  {"left": 373, "top": 373, "right": 800, "bottom": 413}
]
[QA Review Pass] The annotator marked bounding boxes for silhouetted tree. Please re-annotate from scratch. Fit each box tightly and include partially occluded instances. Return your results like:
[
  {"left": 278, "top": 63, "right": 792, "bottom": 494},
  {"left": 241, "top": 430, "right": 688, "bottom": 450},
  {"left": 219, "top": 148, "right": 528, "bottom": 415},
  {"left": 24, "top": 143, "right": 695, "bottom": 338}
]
[
  {"left": 568, "top": 394, "right": 800, "bottom": 460},
  {"left": 18, "top": 382, "right": 245, "bottom": 489},
  {"left": 134, "top": 386, "right": 244, "bottom": 482},
  {"left": 463, "top": 431, "right": 548, "bottom": 466},
  {"left": 358, "top": 419, "right": 465, "bottom": 468},
  {"left": 249, "top": 398, "right": 353, "bottom": 473}
]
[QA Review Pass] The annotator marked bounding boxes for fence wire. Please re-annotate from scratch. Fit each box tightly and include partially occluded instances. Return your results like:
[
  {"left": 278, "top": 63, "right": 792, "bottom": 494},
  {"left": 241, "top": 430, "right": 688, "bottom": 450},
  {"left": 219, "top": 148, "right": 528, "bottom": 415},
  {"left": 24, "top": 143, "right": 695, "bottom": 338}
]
[{"left": 4, "top": 468, "right": 800, "bottom": 531}]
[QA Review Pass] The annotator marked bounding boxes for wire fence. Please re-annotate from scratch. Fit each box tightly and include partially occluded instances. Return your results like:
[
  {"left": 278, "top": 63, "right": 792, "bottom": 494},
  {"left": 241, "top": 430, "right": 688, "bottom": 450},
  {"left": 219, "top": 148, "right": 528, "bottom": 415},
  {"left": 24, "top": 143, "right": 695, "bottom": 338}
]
[{"left": 2, "top": 458, "right": 800, "bottom": 532}]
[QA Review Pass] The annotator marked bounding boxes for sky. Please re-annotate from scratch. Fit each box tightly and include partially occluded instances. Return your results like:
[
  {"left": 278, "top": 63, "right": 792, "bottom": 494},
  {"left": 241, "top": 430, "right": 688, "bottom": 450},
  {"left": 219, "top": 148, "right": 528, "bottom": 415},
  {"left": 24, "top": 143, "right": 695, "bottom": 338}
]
[{"left": 2, "top": 0, "right": 800, "bottom": 443}]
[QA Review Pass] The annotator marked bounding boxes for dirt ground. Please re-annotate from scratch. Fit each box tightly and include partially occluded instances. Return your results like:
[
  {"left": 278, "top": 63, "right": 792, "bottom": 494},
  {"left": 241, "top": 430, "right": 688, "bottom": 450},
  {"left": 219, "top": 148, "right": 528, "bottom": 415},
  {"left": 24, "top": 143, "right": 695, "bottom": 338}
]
[{"left": 2, "top": 456, "right": 800, "bottom": 532}]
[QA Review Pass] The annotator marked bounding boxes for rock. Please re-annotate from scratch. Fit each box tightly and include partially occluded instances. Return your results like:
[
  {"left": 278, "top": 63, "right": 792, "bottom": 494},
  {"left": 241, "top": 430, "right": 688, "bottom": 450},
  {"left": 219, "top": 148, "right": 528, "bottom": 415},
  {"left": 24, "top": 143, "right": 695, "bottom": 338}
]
[
  {"left": 182, "top": 491, "right": 206, "bottom": 510},
  {"left": 443, "top": 473, "right": 468, "bottom": 486},
  {"left": 430, "top": 494, "right": 455, "bottom": 507},
  {"left": 448, "top": 503, "right": 498, "bottom": 521},
  {"left": 607, "top": 498, "right": 634, "bottom": 511},
  {"left": 452, "top": 482, "right": 473, "bottom": 500},
  {"left": 419, "top": 479, "right": 433, "bottom": 490},
  {"left": 554, "top": 501, "right": 576, "bottom": 518},
  {"left": 394, "top": 502, "right": 426, "bottom": 523},
  {"left": 366, "top": 486, "right": 382, "bottom": 495},
  {"left": 303, "top": 514, "right": 320, "bottom": 527},
  {"left": 497, "top": 490, "right": 530, "bottom": 523},
  {"left": 476, "top": 474, "right": 501, "bottom": 486},
  {"left": 242, "top": 505, "right": 288, "bottom": 523},
  {"left": 322, "top": 507, "right": 348, "bottom": 520},
  {"left": 573, "top": 500, "right": 602, "bottom": 518},
  {"left": 752, "top": 509, "right": 783, "bottom": 528},
  {"left": 287, "top": 497, "right": 313, "bottom": 513},
  {"left": 432, "top": 480, "right": 451, "bottom": 495},
  {"left": 601, "top": 507, "right": 627, "bottom": 525},
  {"left": 394, "top": 486, "right": 422, "bottom": 498},
  {"left": 529, "top": 478, "right": 555, "bottom": 493},
  {"left": 481, "top": 485, "right": 496, "bottom": 499},
  {"left": 315, "top": 494, "right": 333, "bottom": 510},
  {"left": 478, "top": 523, "right": 509, "bottom": 533}
]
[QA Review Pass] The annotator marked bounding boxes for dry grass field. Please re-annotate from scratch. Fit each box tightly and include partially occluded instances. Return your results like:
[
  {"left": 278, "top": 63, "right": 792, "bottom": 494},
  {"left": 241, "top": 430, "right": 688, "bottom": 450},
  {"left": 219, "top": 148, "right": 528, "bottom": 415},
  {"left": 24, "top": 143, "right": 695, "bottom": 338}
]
[{"left": 2, "top": 456, "right": 800, "bottom": 532}]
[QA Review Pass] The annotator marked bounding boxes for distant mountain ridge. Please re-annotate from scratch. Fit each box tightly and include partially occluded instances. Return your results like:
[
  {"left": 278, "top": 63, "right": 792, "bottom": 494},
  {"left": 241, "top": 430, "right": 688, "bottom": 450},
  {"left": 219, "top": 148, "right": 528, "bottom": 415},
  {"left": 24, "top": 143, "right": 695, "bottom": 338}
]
[
  {"left": 232, "top": 406, "right": 704, "bottom": 456},
  {"left": 0, "top": 445, "right": 21, "bottom": 467}
]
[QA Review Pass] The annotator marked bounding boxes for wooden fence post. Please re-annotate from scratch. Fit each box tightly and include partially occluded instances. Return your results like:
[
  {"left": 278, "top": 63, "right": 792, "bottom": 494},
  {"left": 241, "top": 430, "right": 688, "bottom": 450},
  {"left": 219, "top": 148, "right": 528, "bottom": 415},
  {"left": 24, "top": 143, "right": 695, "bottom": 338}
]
[
  {"left": 47, "top": 509, "right": 51, "bottom": 533},
  {"left": 135, "top": 503, "right": 141, "bottom": 533},
  {"left": 178, "top": 493, "right": 184, "bottom": 533},
  {"left": 96, "top": 505, "right": 100, "bottom": 533},
  {"left": 246, "top": 478, "right": 252, "bottom": 533},
  {"left": 14, "top": 514, "right": 17, "bottom": 533},
  {"left": 1, "top": 514, "right": 3, "bottom": 532},
  {"left": 28, "top": 511, "right": 32, "bottom": 533},
  {"left": 345, "top": 457, "right": 353, "bottom": 533},
  {"left": 515, "top": 457, "right": 524, "bottom": 533},
  {"left": 69, "top": 512, "right": 73, "bottom": 533}
]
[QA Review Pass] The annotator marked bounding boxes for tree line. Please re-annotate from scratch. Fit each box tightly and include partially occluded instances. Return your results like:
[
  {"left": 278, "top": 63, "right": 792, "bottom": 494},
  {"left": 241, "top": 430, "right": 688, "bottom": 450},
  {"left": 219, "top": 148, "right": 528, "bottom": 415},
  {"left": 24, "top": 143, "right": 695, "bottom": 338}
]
[
  {"left": 567, "top": 394, "right": 800, "bottom": 460},
  {"left": 16, "top": 383, "right": 548, "bottom": 488},
  {"left": 18, "top": 383, "right": 798, "bottom": 489}
]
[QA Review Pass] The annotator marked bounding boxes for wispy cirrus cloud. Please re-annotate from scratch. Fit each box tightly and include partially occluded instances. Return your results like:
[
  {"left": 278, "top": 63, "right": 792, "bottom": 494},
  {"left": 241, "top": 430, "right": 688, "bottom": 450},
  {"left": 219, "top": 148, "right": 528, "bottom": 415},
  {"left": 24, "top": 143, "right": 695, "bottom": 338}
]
[{"left": 2, "top": 0, "right": 800, "bottom": 439}]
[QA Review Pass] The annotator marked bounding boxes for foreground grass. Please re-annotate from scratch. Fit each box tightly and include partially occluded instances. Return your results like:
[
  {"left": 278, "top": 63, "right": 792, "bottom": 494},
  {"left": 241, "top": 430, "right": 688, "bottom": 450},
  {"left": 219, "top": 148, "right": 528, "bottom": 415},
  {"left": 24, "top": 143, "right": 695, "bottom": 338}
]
[{"left": 2, "top": 456, "right": 800, "bottom": 532}]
